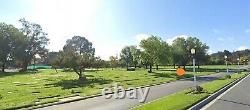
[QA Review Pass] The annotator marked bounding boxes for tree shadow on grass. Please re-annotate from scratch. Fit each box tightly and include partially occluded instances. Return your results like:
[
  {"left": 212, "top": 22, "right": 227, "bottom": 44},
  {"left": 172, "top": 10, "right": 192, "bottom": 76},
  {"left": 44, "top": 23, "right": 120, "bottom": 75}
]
[
  {"left": 45, "top": 78, "right": 113, "bottom": 89},
  {"left": 150, "top": 72, "right": 195, "bottom": 80},
  {"left": 184, "top": 68, "right": 229, "bottom": 72},
  {"left": 63, "top": 69, "right": 103, "bottom": 73},
  {"left": 150, "top": 72, "right": 177, "bottom": 78},
  {"left": 0, "top": 71, "right": 41, "bottom": 78},
  {"left": 181, "top": 76, "right": 218, "bottom": 82},
  {"left": 85, "top": 69, "right": 103, "bottom": 72},
  {"left": 179, "top": 74, "right": 194, "bottom": 79},
  {"left": 156, "top": 69, "right": 176, "bottom": 72},
  {"left": 156, "top": 68, "right": 230, "bottom": 72}
]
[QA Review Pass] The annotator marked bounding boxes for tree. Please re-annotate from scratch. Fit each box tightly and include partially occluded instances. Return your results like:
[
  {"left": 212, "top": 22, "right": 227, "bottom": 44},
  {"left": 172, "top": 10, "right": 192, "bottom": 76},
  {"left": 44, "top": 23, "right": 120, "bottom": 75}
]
[
  {"left": 120, "top": 45, "right": 141, "bottom": 69},
  {"left": 209, "top": 51, "right": 225, "bottom": 65},
  {"left": 172, "top": 37, "right": 189, "bottom": 68},
  {"left": 140, "top": 36, "right": 170, "bottom": 72},
  {"left": 155, "top": 41, "right": 171, "bottom": 70},
  {"left": 171, "top": 37, "right": 209, "bottom": 69},
  {"left": 14, "top": 18, "right": 49, "bottom": 71},
  {"left": 120, "top": 46, "right": 133, "bottom": 69},
  {"left": 141, "top": 51, "right": 152, "bottom": 69},
  {"left": 0, "top": 23, "right": 23, "bottom": 72},
  {"left": 92, "top": 56, "right": 105, "bottom": 70},
  {"left": 186, "top": 37, "right": 209, "bottom": 68},
  {"left": 49, "top": 51, "right": 63, "bottom": 73},
  {"left": 130, "top": 46, "right": 142, "bottom": 68},
  {"left": 61, "top": 36, "right": 95, "bottom": 81},
  {"left": 109, "top": 56, "right": 119, "bottom": 70},
  {"left": 63, "top": 36, "right": 95, "bottom": 56},
  {"left": 45, "top": 52, "right": 60, "bottom": 65},
  {"left": 209, "top": 49, "right": 250, "bottom": 65}
]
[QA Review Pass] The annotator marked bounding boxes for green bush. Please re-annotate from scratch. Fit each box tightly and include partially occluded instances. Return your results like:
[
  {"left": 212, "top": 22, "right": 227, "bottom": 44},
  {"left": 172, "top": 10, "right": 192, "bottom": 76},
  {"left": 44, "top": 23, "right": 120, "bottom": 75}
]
[
  {"left": 225, "top": 75, "right": 231, "bottom": 79},
  {"left": 127, "top": 67, "right": 135, "bottom": 71}
]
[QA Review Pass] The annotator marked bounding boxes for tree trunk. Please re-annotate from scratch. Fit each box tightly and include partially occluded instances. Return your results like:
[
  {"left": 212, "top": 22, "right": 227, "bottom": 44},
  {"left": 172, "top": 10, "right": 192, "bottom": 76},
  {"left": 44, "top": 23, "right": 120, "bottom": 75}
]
[
  {"left": 134, "top": 64, "right": 136, "bottom": 68},
  {"left": 33, "top": 59, "right": 36, "bottom": 70},
  {"left": 21, "top": 62, "right": 28, "bottom": 72},
  {"left": 198, "top": 62, "right": 200, "bottom": 69},
  {"left": 2, "top": 63, "right": 5, "bottom": 72},
  {"left": 156, "top": 65, "right": 159, "bottom": 70},
  {"left": 174, "top": 64, "right": 176, "bottom": 69},
  {"left": 54, "top": 68, "right": 58, "bottom": 73},
  {"left": 74, "top": 68, "right": 87, "bottom": 81},
  {"left": 79, "top": 74, "right": 86, "bottom": 81},
  {"left": 149, "top": 65, "right": 152, "bottom": 73}
]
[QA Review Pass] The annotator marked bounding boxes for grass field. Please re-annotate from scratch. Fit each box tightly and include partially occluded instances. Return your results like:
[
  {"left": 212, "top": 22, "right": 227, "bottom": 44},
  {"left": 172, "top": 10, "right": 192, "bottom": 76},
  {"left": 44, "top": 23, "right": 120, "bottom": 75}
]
[
  {"left": 133, "top": 72, "right": 247, "bottom": 110},
  {"left": 0, "top": 65, "right": 242, "bottom": 109}
]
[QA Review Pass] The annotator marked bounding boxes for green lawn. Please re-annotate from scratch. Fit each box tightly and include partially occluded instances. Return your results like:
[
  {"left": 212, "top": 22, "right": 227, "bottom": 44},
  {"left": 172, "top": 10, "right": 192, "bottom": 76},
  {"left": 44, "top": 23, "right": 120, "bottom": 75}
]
[
  {"left": 0, "top": 65, "right": 242, "bottom": 109},
  {"left": 132, "top": 72, "right": 247, "bottom": 110}
]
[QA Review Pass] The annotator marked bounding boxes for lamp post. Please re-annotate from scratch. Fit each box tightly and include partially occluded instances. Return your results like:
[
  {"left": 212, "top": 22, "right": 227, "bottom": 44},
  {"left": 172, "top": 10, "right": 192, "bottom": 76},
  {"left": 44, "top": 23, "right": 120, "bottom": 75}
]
[
  {"left": 191, "top": 48, "right": 196, "bottom": 84},
  {"left": 224, "top": 55, "right": 228, "bottom": 73},
  {"left": 237, "top": 58, "right": 240, "bottom": 73}
]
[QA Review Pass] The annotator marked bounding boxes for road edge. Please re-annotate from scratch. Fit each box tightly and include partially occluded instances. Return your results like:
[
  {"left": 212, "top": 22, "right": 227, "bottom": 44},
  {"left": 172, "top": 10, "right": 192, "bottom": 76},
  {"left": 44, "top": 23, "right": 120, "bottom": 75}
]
[{"left": 187, "top": 73, "right": 250, "bottom": 110}]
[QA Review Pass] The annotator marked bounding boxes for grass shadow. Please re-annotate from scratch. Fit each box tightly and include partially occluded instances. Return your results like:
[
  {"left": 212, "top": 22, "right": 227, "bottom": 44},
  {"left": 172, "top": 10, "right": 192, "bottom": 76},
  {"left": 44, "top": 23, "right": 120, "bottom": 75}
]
[
  {"left": 150, "top": 72, "right": 177, "bottom": 78},
  {"left": 46, "top": 78, "right": 112, "bottom": 89},
  {"left": 85, "top": 69, "right": 103, "bottom": 72},
  {"left": 62, "top": 69, "right": 103, "bottom": 73},
  {"left": 156, "top": 67, "right": 233, "bottom": 73},
  {"left": 0, "top": 71, "right": 41, "bottom": 78}
]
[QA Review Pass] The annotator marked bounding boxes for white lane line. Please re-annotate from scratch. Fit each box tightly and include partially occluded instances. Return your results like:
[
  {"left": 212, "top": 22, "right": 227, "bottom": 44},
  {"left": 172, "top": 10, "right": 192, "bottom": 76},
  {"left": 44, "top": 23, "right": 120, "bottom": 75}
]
[{"left": 201, "top": 74, "right": 250, "bottom": 110}]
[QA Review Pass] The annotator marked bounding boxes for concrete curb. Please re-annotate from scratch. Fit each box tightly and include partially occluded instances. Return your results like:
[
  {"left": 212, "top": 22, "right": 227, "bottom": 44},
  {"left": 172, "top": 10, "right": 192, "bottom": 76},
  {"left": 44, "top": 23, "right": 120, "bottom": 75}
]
[
  {"left": 24, "top": 94, "right": 102, "bottom": 110},
  {"left": 188, "top": 73, "right": 250, "bottom": 110}
]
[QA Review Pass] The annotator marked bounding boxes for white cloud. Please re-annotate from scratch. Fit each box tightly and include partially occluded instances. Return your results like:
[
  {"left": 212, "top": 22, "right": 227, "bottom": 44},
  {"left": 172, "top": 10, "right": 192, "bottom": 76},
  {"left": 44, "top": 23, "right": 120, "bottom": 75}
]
[
  {"left": 212, "top": 29, "right": 219, "bottom": 34},
  {"left": 217, "top": 37, "right": 224, "bottom": 41},
  {"left": 217, "top": 37, "right": 235, "bottom": 42},
  {"left": 166, "top": 35, "right": 188, "bottom": 45},
  {"left": 237, "top": 46, "right": 248, "bottom": 51},
  {"left": 135, "top": 34, "right": 150, "bottom": 42},
  {"left": 207, "top": 50, "right": 213, "bottom": 55},
  {"left": 245, "top": 29, "right": 250, "bottom": 34}
]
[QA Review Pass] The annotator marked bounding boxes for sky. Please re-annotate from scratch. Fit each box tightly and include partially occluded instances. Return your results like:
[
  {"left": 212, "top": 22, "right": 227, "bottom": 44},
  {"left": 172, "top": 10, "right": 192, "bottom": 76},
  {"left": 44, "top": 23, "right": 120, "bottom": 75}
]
[{"left": 0, "top": 0, "right": 250, "bottom": 60}]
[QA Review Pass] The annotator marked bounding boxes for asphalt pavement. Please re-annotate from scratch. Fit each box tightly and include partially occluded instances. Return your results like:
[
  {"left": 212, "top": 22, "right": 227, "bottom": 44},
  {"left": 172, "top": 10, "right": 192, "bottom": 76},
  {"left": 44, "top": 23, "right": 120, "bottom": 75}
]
[{"left": 203, "top": 73, "right": 250, "bottom": 110}]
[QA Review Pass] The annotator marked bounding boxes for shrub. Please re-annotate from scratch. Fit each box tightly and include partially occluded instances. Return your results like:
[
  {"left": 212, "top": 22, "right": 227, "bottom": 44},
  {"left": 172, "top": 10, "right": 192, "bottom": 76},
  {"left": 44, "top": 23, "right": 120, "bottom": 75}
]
[
  {"left": 225, "top": 75, "right": 231, "bottom": 79},
  {"left": 127, "top": 67, "right": 135, "bottom": 71}
]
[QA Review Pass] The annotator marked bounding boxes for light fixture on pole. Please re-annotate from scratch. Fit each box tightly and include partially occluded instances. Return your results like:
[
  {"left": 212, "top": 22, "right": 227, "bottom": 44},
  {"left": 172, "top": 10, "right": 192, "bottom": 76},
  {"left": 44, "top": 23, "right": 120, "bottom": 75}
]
[
  {"left": 224, "top": 55, "right": 228, "bottom": 73},
  {"left": 191, "top": 48, "right": 196, "bottom": 85},
  {"left": 237, "top": 58, "right": 240, "bottom": 73}
]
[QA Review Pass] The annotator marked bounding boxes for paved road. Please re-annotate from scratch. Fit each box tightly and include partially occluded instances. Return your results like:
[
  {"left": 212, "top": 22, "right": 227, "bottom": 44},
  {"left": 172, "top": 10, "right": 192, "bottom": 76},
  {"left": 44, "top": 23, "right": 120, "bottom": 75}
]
[
  {"left": 36, "top": 72, "right": 232, "bottom": 110},
  {"left": 203, "top": 73, "right": 250, "bottom": 110}
]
